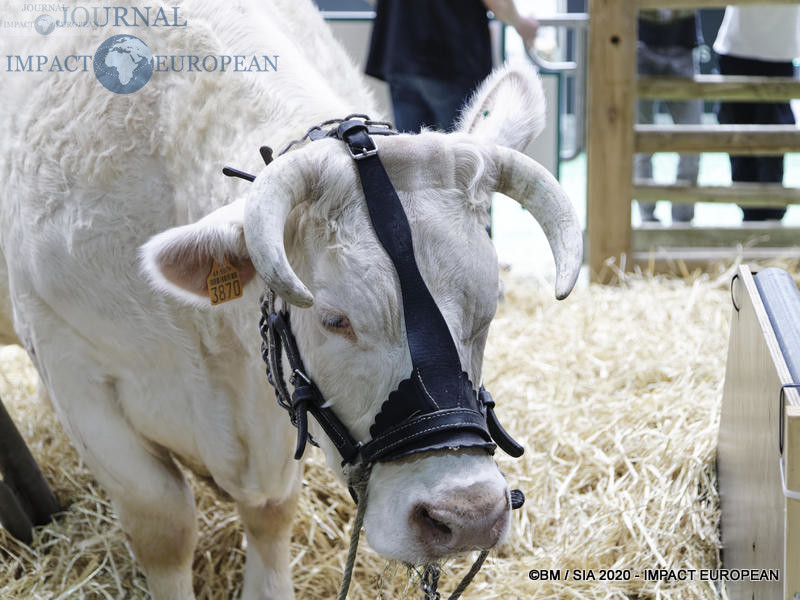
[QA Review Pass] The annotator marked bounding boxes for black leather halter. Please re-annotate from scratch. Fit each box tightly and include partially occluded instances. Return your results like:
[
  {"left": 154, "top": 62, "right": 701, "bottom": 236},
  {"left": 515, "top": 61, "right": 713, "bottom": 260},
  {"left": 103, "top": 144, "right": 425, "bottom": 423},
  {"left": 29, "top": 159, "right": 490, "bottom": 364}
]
[{"left": 226, "top": 115, "right": 524, "bottom": 466}]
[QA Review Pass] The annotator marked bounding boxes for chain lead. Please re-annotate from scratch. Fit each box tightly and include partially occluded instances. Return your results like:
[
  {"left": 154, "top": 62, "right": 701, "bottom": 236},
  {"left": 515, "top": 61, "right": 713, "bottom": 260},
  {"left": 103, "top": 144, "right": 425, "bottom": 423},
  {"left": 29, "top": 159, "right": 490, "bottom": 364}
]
[{"left": 421, "top": 564, "right": 441, "bottom": 600}]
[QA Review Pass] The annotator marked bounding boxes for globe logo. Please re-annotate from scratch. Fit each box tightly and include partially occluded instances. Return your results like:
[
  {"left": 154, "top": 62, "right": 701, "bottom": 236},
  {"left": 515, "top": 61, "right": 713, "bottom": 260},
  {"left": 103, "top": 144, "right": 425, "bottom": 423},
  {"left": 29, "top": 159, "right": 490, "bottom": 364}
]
[
  {"left": 93, "top": 35, "right": 154, "bottom": 95},
  {"left": 34, "top": 14, "right": 55, "bottom": 35}
]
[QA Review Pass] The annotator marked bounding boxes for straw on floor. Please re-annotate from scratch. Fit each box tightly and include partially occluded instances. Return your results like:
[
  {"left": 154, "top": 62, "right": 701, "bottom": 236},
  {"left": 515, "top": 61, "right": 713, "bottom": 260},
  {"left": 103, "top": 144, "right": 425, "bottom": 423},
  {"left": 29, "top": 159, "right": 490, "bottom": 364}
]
[{"left": 0, "top": 271, "right": 738, "bottom": 599}]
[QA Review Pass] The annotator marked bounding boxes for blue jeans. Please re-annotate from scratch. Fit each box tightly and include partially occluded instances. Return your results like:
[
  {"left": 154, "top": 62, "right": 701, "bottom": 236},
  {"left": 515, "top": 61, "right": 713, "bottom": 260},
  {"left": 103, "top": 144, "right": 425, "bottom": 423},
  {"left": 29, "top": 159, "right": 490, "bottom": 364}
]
[{"left": 388, "top": 73, "right": 478, "bottom": 133}]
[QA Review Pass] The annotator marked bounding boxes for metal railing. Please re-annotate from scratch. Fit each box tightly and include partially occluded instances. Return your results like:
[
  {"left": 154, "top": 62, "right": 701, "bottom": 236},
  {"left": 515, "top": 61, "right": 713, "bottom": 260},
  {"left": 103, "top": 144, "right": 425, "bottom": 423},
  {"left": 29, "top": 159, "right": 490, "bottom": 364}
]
[{"left": 529, "top": 13, "right": 589, "bottom": 160}]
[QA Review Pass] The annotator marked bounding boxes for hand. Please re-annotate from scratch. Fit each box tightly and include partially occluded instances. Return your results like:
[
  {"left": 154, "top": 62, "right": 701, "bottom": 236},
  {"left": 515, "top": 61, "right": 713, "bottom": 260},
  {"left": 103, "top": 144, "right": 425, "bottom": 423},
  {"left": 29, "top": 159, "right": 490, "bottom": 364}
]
[{"left": 514, "top": 15, "right": 539, "bottom": 50}]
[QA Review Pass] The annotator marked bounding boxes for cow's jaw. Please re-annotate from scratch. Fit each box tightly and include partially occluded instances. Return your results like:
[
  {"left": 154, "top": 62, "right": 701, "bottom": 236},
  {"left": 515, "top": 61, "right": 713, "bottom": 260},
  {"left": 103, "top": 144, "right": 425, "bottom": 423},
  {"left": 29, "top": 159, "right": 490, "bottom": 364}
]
[{"left": 362, "top": 449, "right": 510, "bottom": 564}]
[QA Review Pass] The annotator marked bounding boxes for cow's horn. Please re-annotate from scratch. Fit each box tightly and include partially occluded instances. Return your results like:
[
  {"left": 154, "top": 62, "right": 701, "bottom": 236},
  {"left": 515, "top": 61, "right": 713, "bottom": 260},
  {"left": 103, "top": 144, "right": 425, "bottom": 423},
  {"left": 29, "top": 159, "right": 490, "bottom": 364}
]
[
  {"left": 492, "top": 145, "right": 583, "bottom": 300},
  {"left": 243, "top": 152, "right": 315, "bottom": 307}
]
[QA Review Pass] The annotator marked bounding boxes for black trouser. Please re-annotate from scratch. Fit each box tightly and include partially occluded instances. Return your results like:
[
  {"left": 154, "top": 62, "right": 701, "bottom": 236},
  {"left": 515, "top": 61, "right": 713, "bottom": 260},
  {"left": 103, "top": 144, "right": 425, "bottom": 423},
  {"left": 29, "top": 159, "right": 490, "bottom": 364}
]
[{"left": 717, "top": 54, "right": 796, "bottom": 221}]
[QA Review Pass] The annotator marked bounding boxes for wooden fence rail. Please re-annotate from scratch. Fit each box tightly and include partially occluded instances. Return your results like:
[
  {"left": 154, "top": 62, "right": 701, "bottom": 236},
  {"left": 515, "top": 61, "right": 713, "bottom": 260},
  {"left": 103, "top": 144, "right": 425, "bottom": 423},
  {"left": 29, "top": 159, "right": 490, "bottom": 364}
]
[
  {"left": 633, "top": 182, "right": 800, "bottom": 206},
  {"left": 635, "top": 125, "right": 800, "bottom": 155},
  {"left": 639, "top": 75, "right": 800, "bottom": 102}
]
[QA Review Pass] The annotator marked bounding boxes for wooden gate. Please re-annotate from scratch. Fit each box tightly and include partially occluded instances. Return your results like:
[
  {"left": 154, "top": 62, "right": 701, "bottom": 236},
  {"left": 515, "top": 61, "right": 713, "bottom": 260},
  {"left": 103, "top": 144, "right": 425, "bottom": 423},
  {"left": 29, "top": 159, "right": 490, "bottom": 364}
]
[{"left": 587, "top": 0, "right": 800, "bottom": 283}]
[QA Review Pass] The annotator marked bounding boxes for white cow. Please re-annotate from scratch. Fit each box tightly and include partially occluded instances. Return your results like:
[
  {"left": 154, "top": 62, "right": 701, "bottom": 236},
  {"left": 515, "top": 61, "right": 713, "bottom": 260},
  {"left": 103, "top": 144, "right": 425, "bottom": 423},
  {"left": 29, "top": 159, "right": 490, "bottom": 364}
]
[{"left": 0, "top": 1, "right": 582, "bottom": 598}]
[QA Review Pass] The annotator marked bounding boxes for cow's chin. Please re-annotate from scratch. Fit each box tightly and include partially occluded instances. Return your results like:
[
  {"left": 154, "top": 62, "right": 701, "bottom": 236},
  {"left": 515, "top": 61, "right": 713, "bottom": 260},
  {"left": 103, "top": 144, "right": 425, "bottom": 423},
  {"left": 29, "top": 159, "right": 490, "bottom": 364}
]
[{"left": 361, "top": 449, "right": 511, "bottom": 564}]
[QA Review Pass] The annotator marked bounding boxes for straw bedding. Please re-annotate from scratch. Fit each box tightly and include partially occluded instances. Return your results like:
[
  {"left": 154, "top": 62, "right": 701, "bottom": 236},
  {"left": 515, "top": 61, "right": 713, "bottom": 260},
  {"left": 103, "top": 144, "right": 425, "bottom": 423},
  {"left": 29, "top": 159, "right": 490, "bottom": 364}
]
[{"left": 0, "top": 271, "right": 740, "bottom": 599}]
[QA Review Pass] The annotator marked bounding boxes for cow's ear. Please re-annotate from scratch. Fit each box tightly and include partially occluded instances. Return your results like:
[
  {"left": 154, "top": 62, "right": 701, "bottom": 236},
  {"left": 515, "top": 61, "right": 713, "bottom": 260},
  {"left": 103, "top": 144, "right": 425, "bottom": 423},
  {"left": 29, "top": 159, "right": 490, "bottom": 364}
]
[
  {"left": 456, "top": 61, "right": 546, "bottom": 151},
  {"left": 139, "top": 199, "right": 258, "bottom": 307}
]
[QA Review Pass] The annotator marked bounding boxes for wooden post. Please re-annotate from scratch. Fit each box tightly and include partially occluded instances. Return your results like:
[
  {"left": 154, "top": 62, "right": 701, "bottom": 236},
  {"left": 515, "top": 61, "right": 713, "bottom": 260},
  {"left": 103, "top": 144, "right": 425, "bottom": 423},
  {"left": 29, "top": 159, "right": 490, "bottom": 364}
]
[{"left": 586, "top": 0, "right": 636, "bottom": 282}]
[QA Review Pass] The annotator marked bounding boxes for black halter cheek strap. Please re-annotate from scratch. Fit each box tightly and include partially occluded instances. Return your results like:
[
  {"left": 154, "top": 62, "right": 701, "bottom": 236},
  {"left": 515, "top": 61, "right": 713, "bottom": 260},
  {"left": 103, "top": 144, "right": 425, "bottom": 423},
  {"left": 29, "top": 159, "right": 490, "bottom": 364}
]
[{"left": 242, "top": 116, "right": 523, "bottom": 465}]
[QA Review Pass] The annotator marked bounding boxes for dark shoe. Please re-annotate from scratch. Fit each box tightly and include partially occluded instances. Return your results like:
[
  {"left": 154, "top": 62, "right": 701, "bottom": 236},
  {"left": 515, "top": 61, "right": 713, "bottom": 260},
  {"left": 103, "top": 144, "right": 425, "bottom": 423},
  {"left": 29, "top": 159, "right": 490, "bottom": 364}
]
[{"left": 741, "top": 207, "right": 786, "bottom": 221}]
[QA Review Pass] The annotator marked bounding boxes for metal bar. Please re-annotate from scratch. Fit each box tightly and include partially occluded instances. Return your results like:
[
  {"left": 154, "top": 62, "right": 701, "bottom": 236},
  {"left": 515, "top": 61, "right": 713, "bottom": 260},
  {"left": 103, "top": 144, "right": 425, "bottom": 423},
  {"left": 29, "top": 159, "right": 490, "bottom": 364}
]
[
  {"left": 536, "top": 14, "right": 589, "bottom": 28},
  {"left": 320, "top": 11, "right": 375, "bottom": 20},
  {"left": 639, "top": 0, "right": 798, "bottom": 8},
  {"left": 528, "top": 14, "right": 590, "bottom": 73},
  {"left": 0, "top": 398, "right": 59, "bottom": 527},
  {"left": 321, "top": 11, "right": 589, "bottom": 27},
  {"left": 528, "top": 53, "right": 576, "bottom": 73},
  {"left": 0, "top": 480, "right": 33, "bottom": 544}
]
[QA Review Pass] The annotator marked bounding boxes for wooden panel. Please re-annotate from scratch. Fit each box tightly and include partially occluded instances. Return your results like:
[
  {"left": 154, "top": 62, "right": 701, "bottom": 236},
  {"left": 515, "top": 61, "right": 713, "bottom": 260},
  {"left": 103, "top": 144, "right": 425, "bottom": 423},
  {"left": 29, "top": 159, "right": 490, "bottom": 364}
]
[
  {"left": 718, "top": 266, "right": 799, "bottom": 600},
  {"left": 633, "top": 181, "right": 800, "bottom": 206},
  {"left": 639, "top": 0, "right": 798, "bottom": 8},
  {"left": 786, "top": 405, "right": 800, "bottom": 599},
  {"left": 586, "top": 0, "right": 637, "bottom": 282},
  {"left": 753, "top": 269, "right": 800, "bottom": 599},
  {"left": 635, "top": 125, "right": 800, "bottom": 155},
  {"left": 638, "top": 75, "right": 800, "bottom": 102},
  {"left": 632, "top": 225, "right": 800, "bottom": 251}
]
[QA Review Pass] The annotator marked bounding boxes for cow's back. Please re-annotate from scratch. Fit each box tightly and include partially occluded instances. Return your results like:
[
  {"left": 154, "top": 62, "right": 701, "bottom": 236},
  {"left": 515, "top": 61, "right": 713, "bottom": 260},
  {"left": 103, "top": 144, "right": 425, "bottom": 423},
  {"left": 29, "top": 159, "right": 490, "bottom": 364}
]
[{"left": 0, "top": 0, "right": 377, "bottom": 340}]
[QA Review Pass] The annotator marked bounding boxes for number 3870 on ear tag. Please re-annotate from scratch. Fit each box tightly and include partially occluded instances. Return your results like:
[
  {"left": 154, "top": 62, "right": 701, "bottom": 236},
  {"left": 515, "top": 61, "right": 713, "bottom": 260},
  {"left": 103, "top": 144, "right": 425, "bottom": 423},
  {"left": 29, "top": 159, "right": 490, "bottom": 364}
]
[{"left": 207, "top": 258, "right": 244, "bottom": 306}]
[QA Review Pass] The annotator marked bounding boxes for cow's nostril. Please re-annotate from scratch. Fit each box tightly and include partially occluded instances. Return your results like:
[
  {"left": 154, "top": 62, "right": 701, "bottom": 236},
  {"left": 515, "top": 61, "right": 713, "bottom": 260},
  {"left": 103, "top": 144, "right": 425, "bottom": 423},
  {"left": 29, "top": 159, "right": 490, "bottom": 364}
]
[
  {"left": 419, "top": 507, "right": 452, "bottom": 536},
  {"left": 412, "top": 504, "right": 454, "bottom": 547},
  {"left": 409, "top": 485, "right": 510, "bottom": 559}
]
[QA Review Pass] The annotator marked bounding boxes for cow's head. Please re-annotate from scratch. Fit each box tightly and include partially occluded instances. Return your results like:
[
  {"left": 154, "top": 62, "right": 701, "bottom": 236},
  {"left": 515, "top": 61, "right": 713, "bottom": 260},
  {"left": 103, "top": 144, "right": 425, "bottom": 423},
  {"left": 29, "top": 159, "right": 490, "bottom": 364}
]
[{"left": 140, "top": 63, "right": 582, "bottom": 564}]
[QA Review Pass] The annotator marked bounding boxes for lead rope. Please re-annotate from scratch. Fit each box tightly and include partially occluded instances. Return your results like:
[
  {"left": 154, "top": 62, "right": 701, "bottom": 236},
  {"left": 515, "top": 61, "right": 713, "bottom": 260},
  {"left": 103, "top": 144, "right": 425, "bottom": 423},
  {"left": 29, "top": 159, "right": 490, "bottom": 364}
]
[
  {"left": 336, "top": 460, "right": 489, "bottom": 600},
  {"left": 417, "top": 551, "right": 489, "bottom": 600},
  {"left": 337, "top": 462, "right": 373, "bottom": 600}
]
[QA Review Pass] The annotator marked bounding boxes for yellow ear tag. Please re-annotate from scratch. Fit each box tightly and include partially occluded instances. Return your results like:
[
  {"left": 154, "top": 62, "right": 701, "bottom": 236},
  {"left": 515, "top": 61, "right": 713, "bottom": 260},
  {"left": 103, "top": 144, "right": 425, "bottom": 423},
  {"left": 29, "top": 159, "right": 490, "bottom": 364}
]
[{"left": 207, "top": 258, "right": 243, "bottom": 306}]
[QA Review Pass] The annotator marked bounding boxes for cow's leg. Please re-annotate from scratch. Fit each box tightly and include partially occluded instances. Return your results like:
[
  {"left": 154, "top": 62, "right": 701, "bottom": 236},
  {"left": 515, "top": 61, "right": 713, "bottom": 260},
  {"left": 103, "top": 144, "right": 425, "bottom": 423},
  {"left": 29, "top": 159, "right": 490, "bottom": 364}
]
[
  {"left": 26, "top": 324, "right": 198, "bottom": 599},
  {"left": 237, "top": 474, "right": 301, "bottom": 600},
  {"left": 113, "top": 449, "right": 198, "bottom": 600},
  {"left": 59, "top": 387, "right": 197, "bottom": 598}
]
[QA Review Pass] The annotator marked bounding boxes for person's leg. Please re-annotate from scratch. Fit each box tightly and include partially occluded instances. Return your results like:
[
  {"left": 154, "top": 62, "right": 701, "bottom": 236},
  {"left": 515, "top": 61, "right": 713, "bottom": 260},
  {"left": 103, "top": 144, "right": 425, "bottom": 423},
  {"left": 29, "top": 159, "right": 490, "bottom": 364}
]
[
  {"left": 742, "top": 71, "right": 795, "bottom": 220},
  {"left": 741, "top": 154, "right": 787, "bottom": 221},
  {"left": 718, "top": 55, "right": 760, "bottom": 220},
  {"left": 636, "top": 98, "right": 659, "bottom": 222},
  {"left": 635, "top": 42, "right": 659, "bottom": 222},
  {"left": 743, "top": 99, "right": 795, "bottom": 220},
  {"left": 719, "top": 54, "right": 793, "bottom": 221},
  {"left": 664, "top": 46, "right": 701, "bottom": 222},
  {"left": 388, "top": 73, "right": 437, "bottom": 133},
  {"left": 416, "top": 76, "right": 477, "bottom": 131}
]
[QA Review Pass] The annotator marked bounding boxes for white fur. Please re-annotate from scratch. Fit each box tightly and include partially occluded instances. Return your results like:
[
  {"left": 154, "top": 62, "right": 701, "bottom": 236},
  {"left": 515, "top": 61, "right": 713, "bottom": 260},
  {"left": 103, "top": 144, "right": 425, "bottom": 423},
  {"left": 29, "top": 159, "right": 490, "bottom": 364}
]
[
  {"left": 457, "top": 60, "right": 547, "bottom": 151},
  {"left": 0, "top": 2, "right": 561, "bottom": 596},
  {"left": 365, "top": 451, "right": 511, "bottom": 563}
]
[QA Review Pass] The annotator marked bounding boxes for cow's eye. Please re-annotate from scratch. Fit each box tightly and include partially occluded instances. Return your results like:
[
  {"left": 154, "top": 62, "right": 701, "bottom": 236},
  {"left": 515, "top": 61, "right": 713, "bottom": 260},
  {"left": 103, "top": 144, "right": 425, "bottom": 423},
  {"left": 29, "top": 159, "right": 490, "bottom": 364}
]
[{"left": 321, "top": 314, "right": 355, "bottom": 340}]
